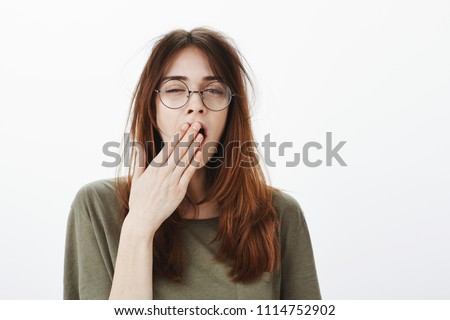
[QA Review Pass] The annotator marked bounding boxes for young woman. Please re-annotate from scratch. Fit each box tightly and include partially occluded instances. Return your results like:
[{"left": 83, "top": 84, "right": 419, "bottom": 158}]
[{"left": 63, "top": 27, "right": 322, "bottom": 300}]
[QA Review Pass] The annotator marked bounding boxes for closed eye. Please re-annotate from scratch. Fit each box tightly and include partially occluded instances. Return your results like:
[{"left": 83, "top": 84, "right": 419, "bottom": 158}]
[{"left": 205, "top": 89, "right": 223, "bottom": 94}]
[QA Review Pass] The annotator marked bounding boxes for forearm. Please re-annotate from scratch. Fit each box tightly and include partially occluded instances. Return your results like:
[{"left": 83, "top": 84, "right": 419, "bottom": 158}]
[{"left": 109, "top": 219, "right": 156, "bottom": 300}]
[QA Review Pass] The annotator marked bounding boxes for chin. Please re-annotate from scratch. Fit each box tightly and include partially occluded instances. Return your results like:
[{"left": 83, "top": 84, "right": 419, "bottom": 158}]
[{"left": 200, "top": 140, "right": 223, "bottom": 169}]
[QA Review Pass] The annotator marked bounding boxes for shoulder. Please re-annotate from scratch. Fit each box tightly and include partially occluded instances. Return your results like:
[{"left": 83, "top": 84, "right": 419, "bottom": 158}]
[
  {"left": 270, "top": 188, "right": 316, "bottom": 265},
  {"left": 70, "top": 176, "right": 126, "bottom": 224},
  {"left": 272, "top": 188, "right": 307, "bottom": 242},
  {"left": 271, "top": 188, "right": 306, "bottom": 231},
  {"left": 71, "top": 177, "right": 121, "bottom": 207}
]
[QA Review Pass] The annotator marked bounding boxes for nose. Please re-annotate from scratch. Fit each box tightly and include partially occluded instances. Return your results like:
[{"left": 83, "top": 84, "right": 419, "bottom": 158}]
[{"left": 185, "top": 91, "right": 206, "bottom": 114}]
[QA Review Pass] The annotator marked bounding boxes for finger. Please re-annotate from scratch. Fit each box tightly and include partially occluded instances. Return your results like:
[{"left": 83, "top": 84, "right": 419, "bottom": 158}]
[
  {"left": 167, "top": 122, "right": 202, "bottom": 170},
  {"left": 150, "top": 122, "right": 189, "bottom": 168},
  {"left": 178, "top": 148, "right": 203, "bottom": 190},
  {"left": 173, "top": 132, "right": 203, "bottom": 177},
  {"left": 131, "top": 143, "right": 147, "bottom": 182}
]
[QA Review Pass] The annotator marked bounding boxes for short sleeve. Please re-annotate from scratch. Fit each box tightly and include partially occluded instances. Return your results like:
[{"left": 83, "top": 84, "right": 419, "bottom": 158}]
[
  {"left": 277, "top": 191, "right": 322, "bottom": 299},
  {"left": 63, "top": 183, "right": 115, "bottom": 300}
]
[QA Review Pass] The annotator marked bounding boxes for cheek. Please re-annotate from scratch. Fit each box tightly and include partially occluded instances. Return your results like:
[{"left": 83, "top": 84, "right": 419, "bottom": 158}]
[
  {"left": 214, "top": 111, "right": 229, "bottom": 140},
  {"left": 155, "top": 104, "right": 174, "bottom": 141}
]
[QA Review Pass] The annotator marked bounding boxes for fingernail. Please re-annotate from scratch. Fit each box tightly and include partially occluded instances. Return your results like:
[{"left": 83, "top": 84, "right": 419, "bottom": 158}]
[{"left": 181, "top": 123, "right": 189, "bottom": 130}]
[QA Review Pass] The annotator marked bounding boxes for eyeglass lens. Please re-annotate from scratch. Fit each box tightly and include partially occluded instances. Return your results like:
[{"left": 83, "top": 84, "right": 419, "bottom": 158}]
[{"left": 158, "top": 79, "right": 232, "bottom": 110}]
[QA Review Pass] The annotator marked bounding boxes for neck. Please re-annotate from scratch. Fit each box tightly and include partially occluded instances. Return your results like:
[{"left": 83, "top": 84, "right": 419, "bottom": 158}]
[
  {"left": 182, "top": 167, "right": 220, "bottom": 219},
  {"left": 188, "top": 167, "right": 208, "bottom": 203}
]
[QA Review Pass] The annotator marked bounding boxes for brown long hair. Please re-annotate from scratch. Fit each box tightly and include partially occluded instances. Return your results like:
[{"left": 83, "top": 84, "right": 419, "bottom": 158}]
[{"left": 114, "top": 27, "right": 280, "bottom": 283}]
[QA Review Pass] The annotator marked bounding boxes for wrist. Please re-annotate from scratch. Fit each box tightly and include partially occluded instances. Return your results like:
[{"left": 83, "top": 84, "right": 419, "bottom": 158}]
[{"left": 121, "top": 215, "right": 158, "bottom": 243}]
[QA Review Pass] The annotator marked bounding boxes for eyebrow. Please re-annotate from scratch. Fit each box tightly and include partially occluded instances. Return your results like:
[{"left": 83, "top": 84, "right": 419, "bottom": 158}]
[{"left": 160, "top": 75, "right": 220, "bottom": 82}]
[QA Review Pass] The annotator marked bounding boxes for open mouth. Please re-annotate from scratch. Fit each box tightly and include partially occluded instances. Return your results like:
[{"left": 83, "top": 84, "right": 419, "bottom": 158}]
[
  {"left": 198, "top": 127, "right": 206, "bottom": 137},
  {"left": 197, "top": 127, "right": 207, "bottom": 149}
]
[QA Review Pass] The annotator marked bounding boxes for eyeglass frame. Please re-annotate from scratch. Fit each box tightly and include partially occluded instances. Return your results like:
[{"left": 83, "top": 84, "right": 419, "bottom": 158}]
[{"left": 154, "top": 78, "right": 235, "bottom": 112}]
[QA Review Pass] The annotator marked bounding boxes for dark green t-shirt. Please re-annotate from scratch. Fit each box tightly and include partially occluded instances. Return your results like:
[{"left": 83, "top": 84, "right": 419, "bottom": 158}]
[{"left": 63, "top": 178, "right": 322, "bottom": 300}]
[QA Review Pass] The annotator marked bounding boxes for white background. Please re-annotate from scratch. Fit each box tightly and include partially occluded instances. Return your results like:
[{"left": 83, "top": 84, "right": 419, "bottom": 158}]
[{"left": 0, "top": 0, "right": 449, "bottom": 299}]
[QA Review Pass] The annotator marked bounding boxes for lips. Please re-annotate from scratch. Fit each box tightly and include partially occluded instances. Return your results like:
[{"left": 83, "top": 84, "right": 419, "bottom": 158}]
[
  {"left": 187, "top": 121, "right": 207, "bottom": 138},
  {"left": 191, "top": 122, "right": 207, "bottom": 149}
]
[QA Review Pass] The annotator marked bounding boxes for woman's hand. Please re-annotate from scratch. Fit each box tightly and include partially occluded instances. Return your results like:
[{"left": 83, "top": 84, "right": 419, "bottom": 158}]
[{"left": 124, "top": 121, "right": 204, "bottom": 238}]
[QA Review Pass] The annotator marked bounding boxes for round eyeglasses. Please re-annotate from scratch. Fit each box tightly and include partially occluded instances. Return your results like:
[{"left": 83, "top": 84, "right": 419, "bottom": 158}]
[{"left": 154, "top": 79, "right": 235, "bottom": 111}]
